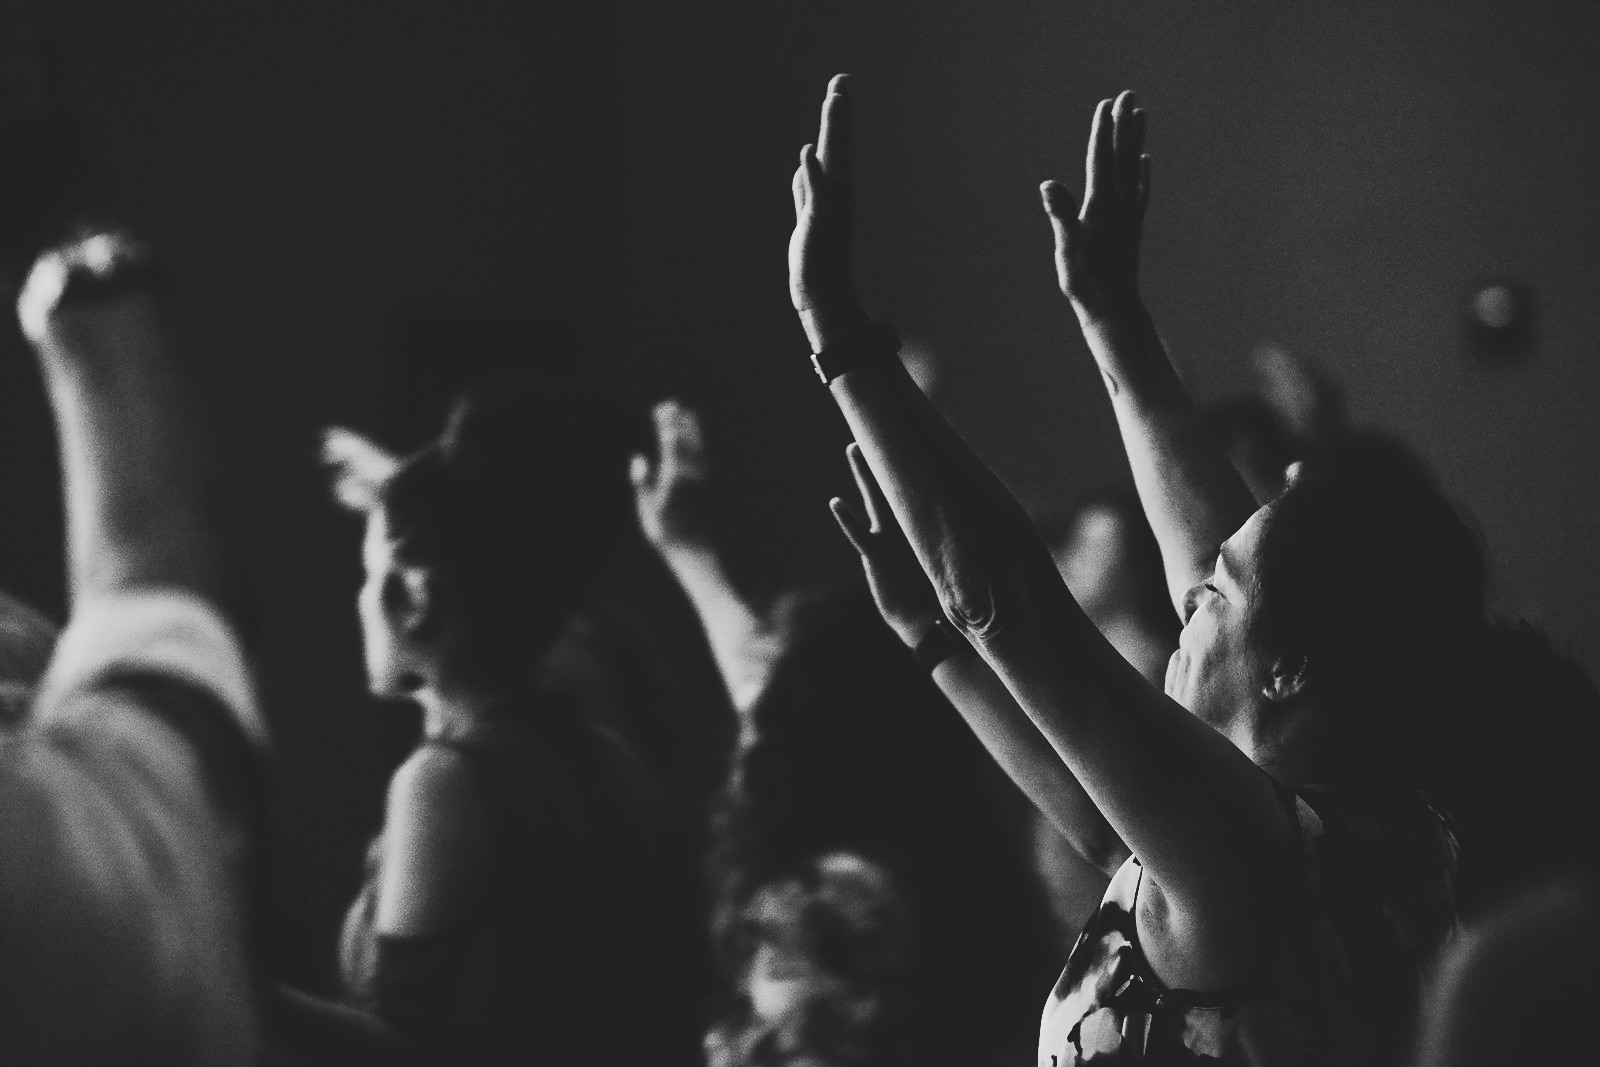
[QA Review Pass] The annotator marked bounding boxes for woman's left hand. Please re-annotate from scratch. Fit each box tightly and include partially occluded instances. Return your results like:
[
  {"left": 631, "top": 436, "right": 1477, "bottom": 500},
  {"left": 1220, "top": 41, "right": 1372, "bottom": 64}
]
[{"left": 790, "top": 75, "right": 868, "bottom": 347}]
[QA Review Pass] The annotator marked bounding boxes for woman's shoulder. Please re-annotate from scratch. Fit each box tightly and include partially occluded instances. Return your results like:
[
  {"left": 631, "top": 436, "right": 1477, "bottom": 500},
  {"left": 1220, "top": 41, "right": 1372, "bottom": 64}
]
[{"left": 384, "top": 745, "right": 497, "bottom": 859}]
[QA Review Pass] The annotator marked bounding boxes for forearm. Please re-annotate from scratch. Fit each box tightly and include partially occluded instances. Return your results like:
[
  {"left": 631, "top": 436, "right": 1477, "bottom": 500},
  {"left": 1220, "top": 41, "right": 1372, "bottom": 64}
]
[
  {"left": 806, "top": 309, "right": 1048, "bottom": 640},
  {"left": 657, "top": 545, "right": 785, "bottom": 714},
  {"left": 21, "top": 262, "right": 238, "bottom": 624},
  {"left": 931, "top": 644, "right": 1128, "bottom": 874},
  {"left": 1077, "top": 303, "right": 1257, "bottom": 611}
]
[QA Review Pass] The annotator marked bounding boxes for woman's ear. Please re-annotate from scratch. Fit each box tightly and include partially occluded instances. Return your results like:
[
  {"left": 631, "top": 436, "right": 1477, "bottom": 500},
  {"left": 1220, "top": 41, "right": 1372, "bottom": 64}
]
[
  {"left": 1263, "top": 654, "right": 1311, "bottom": 703},
  {"left": 382, "top": 563, "right": 438, "bottom": 641}
]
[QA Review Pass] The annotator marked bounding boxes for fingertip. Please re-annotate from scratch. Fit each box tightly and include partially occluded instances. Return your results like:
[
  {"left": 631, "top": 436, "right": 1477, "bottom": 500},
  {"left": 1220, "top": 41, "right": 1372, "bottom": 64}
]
[
  {"left": 628, "top": 453, "right": 649, "bottom": 485},
  {"left": 827, "top": 495, "right": 855, "bottom": 534},
  {"left": 828, "top": 73, "right": 850, "bottom": 94},
  {"left": 1040, "top": 180, "right": 1074, "bottom": 216}
]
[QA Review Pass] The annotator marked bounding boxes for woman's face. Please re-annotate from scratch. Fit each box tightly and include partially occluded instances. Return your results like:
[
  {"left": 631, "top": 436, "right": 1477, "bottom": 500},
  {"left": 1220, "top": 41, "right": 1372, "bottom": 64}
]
[
  {"left": 1165, "top": 504, "right": 1274, "bottom": 728},
  {"left": 357, "top": 507, "right": 411, "bottom": 698}
]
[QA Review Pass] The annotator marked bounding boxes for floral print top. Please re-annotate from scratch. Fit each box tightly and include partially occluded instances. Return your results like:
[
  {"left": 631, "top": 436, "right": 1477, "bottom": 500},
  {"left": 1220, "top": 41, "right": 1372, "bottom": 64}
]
[{"left": 1039, "top": 785, "right": 1461, "bottom": 1066}]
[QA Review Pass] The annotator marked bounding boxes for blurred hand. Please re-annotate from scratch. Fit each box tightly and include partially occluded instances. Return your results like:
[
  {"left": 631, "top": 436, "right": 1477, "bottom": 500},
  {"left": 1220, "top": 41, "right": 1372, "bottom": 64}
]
[
  {"left": 829, "top": 442, "right": 942, "bottom": 648},
  {"left": 630, "top": 399, "right": 717, "bottom": 557},
  {"left": 789, "top": 75, "right": 864, "bottom": 331},
  {"left": 1041, "top": 91, "right": 1150, "bottom": 324}
]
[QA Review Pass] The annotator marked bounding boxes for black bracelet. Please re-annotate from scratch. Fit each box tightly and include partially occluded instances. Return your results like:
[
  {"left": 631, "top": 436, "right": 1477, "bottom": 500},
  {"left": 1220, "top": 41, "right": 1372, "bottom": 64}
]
[
  {"left": 912, "top": 616, "right": 969, "bottom": 673},
  {"left": 810, "top": 321, "right": 902, "bottom": 385}
]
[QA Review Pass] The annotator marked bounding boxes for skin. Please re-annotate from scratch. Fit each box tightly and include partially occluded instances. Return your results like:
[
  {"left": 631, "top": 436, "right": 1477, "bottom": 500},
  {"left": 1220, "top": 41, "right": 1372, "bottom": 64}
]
[
  {"left": 354, "top": 503, "right": 496, "bottom": 938},
  {"left": 800, "top": 77, "right": 1316, "bottom": 994},
  {"left": 630, "top": 399, "right": 790, "bottom": 717}
]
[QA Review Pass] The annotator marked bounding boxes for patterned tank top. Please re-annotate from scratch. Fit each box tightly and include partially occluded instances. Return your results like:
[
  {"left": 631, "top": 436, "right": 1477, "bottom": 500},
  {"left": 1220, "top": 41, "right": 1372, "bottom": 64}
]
[{"left": 1039, "top": 785, "right": 1461, "bottom": 1066}]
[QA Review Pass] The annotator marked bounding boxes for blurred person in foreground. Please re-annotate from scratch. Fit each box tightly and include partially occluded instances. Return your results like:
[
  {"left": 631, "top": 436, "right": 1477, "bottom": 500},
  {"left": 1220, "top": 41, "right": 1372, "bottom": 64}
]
[{"left": 0, "top": 231, "right": 269, "bottom": 1063}]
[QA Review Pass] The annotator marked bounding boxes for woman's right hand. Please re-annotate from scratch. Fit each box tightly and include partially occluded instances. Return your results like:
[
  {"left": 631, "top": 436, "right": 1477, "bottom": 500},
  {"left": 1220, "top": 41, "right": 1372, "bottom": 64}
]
[{"left": 830, "top": 441, "right": 944, "bottom": 648}]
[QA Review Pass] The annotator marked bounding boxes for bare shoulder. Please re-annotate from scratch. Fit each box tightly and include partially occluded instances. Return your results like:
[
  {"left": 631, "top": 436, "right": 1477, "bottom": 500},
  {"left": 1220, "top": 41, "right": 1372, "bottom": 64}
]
[
  {"left": 375, "top": 744, "right": 496, "bottom": 936},
  {"left": 387, "top": 744, "right": 488, "bottom": 817}
]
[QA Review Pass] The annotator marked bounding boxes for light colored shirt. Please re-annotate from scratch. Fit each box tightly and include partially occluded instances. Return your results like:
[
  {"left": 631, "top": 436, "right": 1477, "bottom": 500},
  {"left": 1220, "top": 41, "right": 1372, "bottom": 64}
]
[{"left": 0, "top": 590, "right": 265, "bottom": 1065}]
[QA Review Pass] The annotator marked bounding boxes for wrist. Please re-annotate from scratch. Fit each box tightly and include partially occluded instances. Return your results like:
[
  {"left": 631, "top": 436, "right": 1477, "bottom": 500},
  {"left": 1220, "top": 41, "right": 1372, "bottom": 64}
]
[
  {"left": 1071, "top": 294, "right": 1148, "bottom": 333},
  {"left": 798, "top": 301, "right": 871, "bottom": 353},
  {"left": 909, "top": 615, "right": 970, "bottom": 673}
]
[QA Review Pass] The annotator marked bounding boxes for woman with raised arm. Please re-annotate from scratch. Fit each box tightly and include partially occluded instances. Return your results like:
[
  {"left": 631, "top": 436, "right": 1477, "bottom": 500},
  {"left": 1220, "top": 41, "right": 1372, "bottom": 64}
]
[
  {"left": 799, "top": 77, "right": 1467, "bottom": 1065},
  {"left": 324, "top": 380, "right": 702, "bottom": 1066}
]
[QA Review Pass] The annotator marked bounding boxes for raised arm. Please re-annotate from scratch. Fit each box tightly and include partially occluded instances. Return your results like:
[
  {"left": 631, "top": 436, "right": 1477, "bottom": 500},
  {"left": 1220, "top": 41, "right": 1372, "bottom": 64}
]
[
  {"left": 1, "top": 232, "right": 265, "bottom": 1063},
  {"left": 630, "top": 400, "right": 788, "bottom": 714},
  {"left": 831, "top": 442, "right": 1128, "bottom": 875},
  {"left": 791, "top": 77, "right": 1294, "bottom": 991},
  {"left": 1040, "top": 93, "right": 1257, "bottom": 615},
  {"left": 17, "top": 234, "right": 241, "bottom": 620}
]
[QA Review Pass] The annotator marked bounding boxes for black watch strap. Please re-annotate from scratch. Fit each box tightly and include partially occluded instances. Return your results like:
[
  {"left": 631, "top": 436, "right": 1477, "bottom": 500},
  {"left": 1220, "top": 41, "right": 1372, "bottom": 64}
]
[
  {"left": 912, "top": 616, "right": 969, "bottom": 673},
  {"left": 810, "top": 321, "right": 902, "bottom": 385}
]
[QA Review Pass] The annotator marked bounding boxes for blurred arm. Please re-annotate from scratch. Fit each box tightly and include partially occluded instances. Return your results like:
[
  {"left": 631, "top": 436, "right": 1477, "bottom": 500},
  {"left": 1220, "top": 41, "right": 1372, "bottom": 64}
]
[{"left": 631, "top": 399, "right": 790, "bottom": 713}]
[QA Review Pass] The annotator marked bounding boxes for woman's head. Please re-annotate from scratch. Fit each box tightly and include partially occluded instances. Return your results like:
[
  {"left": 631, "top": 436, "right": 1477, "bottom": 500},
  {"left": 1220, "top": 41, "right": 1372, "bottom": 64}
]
[
  {"left": 1169, "top": 437, "right": 1487, "bottom": 780},
  {"left": 1250, "top": 440, "right": 1485, "bottom": 774},
  {"left": 326, "top": 377, "right": 644, "bottom": 696}
]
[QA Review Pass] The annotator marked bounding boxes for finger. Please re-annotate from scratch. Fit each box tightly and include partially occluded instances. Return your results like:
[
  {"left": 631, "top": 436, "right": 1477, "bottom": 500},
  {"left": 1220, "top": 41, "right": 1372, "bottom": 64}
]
[
  {"left": 844, "top": 441, "right": 891, "bottom": 532},
  {"left": 1039, "top": 178, "right": 1080, "bottom": 221},
  {"left": 651, "top": 401, "right": 681, "bottom": 485},
  {"left": 663, "top": 400, "right": 709, "bottom": 478},
  {"left": 828, "top": 496, "right": 873, "bottom": 559},
  {"left": 1137, "top": 153, "right": 1152, "bottom": 212},
  {"left": 1082, "top": 98, "right": 1114, "bottom": 209},
  {"left": 1039, "top": 182, "right": 1078, "bottom": 292},
  {"left": 817, "top": 74, "right": 851, "bottom": 176},
  {"left": 796, "top": 146, "right": 815, "bottom": 206},
  {"left": 628, "top": 452, "right": 651, "bottom": 492},
  {"left": 801, "top": 144, "right": 827, "bottom": 204},
  {"left": 793, "top": 164, "right": 806, "bottom": 215},
  {"left": 1113, "top": 92, "right": 1141, "bottom": 198}
]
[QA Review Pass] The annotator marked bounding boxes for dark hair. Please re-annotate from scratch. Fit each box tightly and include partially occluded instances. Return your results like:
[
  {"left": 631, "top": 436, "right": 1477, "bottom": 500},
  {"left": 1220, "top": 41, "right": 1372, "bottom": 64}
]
[
  {"left": 1250, "top": 437, "right": 1486, "bottom": 781},
  {"left": 380, "top": 377, "right": 645, "bottom": 680}
]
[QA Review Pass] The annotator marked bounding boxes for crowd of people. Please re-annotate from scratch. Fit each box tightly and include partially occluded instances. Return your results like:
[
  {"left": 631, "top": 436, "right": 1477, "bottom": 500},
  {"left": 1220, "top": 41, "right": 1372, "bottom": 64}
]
[{"left": 0, "top": 66, "right": 1596, "bottom": 1067}]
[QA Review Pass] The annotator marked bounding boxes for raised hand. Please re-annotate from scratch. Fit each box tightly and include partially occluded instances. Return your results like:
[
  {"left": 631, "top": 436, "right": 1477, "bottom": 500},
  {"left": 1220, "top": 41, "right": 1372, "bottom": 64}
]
[
  {"left": 1040, "top": 91, "right": 1150, "bottom": 323},
  {"left": 630, "top": 399, "right": 717, "bottom": 557},
  {"left": 829, "top": 442, "right": 943, "bottom": 647},
  {"left": 790, "top": 75, "right": 866, "bottom": 345}
]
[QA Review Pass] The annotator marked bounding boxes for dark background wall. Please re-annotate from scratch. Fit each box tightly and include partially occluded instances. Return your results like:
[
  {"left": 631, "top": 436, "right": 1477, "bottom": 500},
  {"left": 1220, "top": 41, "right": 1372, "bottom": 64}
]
[{"left": 4, "top": 0, "right": 1598, "bottom": 989}]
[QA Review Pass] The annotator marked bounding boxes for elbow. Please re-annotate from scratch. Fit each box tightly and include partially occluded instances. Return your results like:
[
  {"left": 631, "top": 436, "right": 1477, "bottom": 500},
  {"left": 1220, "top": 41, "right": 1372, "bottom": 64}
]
[{"left": 936, "top": 571, "right": 1005, "bottom": 643}]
